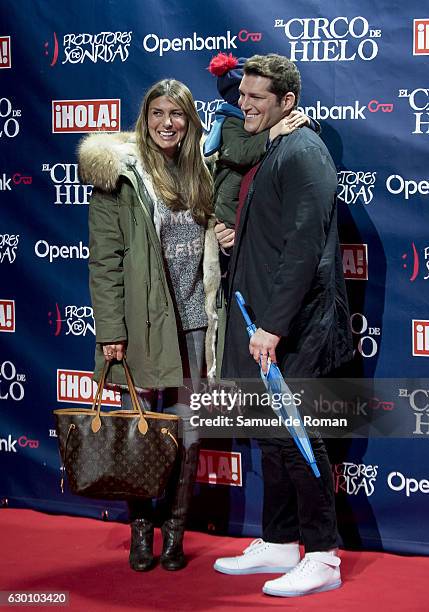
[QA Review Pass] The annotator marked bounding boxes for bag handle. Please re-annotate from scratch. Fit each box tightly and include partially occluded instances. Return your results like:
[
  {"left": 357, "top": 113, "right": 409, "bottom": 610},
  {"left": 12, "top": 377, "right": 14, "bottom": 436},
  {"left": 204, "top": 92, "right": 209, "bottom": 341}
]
[{"left": 90, "top": 358, "right": 148, "bottom": 436}]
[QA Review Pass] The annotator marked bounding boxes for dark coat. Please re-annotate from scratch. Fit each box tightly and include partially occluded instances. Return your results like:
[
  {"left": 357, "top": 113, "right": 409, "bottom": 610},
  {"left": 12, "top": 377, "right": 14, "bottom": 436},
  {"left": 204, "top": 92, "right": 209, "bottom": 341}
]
[
  {"left": 221, "top": 127, "right": 353, "bottom": 380},
  {"left": 214, "top": 116, "right": 268, "bottom": 227}
]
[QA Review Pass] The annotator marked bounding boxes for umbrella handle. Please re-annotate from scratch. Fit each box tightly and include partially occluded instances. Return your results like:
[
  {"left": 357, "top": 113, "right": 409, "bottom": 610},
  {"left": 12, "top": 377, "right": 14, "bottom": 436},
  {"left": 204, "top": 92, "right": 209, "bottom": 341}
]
[{"left": 235, "top": 291, "right": 257, "bottom": 337}]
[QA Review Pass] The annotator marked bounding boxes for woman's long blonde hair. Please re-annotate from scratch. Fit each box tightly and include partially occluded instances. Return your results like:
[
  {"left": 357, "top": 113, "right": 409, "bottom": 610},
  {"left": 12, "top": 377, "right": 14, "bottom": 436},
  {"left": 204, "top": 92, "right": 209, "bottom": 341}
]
[{"left": 136, "top": 79, "right": 213, "bottom": 225}]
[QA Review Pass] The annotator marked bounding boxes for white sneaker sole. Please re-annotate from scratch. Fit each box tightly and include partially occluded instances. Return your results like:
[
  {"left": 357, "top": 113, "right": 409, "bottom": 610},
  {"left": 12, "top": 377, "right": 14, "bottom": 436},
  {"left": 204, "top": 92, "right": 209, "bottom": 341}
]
[
  {"left": 214, "top": 562, "right": 295, "bottom": 575},
  {"left": 263, "top": 579, "right": 342, "bottom": 597}
]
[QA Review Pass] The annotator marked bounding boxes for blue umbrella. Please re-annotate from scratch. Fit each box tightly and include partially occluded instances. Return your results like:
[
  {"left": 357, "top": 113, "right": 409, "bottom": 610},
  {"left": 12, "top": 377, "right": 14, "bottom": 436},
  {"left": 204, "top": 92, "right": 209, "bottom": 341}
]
[{"left": 235, "top": 291, "right": 320, "bottom": 478}]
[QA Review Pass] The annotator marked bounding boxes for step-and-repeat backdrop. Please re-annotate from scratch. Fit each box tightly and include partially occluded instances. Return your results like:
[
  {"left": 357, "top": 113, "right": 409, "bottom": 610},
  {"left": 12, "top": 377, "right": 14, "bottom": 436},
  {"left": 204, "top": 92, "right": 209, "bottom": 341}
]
[{"left": 1, "top": 1, "right": 429, "bottom": 554}]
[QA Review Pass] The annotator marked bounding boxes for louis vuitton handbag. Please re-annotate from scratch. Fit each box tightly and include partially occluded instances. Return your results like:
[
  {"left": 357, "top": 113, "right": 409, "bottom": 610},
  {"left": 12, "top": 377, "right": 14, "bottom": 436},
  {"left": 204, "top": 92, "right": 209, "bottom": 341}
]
[{"left": 53, "top": 358, "right": 179, "bottom": 500}]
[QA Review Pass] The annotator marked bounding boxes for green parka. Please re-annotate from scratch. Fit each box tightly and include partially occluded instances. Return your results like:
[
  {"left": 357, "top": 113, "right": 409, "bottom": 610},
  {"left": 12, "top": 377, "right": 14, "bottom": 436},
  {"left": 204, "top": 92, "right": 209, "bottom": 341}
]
[{"left": 78, "top": 132, "right": 220, "bottom": 389}]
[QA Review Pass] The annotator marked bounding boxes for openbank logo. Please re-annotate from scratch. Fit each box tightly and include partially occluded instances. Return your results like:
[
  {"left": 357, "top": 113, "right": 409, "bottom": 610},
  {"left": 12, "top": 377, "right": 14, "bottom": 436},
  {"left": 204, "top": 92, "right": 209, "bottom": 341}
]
[
  {"left": 388, "top": 471, "right": 429, "bottom": 497},
  {"left": 274, "top": 16, "right": 381, "bottom": 62},
  {"left": 401, "top": 243, "right": 429, "bottom": 282},
  {"left": 297, "top": 98, "right": 392, "bottom": 121},
  {"left": 42, "top": 163, "right": 92, "bottom": 205},
  {"left": 197, "top": 449, "right": 242, "bottom": 486},
  {"left": 414, "top": 19, "right": 429, "bottom": 55},
  {"left": 34, "top": 240, "right": 88, "bottom": 263},
  {"left": 314, "top": 394, "right": 392, "bottom": 416},
  {"left": 0, "top": 434, "right": 39, "bottom": 453},
  {"left": 333, "top": 462, "right": 378, "bottom": 496},
  {"left": 412, "top": 319, "right": 429, "bottom": 356},
  {"left": 337, "top": 170, "right": 376, "bottom": 205},
  {"left": 45, "top": 31, "right": 132, "bottom": 66},
  {"left": 0, "top": 300, "right": 15, "bottom": 333},
  {"left": 48, "top": 304, "right": 95, "bottom": 337},
  {"left": 57, "top": 369, "right": 121, "bottom": 407},
  {"left": 0, "top": 360, "right": 26, "bottom": 401},
  {"left": 398, "top": 88, "right": 429, "bottom": 134},
  {"left": 386, "top": 174, "right": 429, "bottom": 201},
  {"left": 341, "top": 244, "right": 368, "bottom": 280},
  {"left": 0, "top": 36, "right": 11, "bottom": 69},
  {"left": 0, "top": 172, "right": 32, "bottom": 191},
  {"left": 52, "top": 99, "right": 120, "bottom": 133},
  {"left": 142, "top": 28, "right": 262, "bottom": 57},
  {"left": 0, "top": 234, "right": 19, "bottom": 264}
]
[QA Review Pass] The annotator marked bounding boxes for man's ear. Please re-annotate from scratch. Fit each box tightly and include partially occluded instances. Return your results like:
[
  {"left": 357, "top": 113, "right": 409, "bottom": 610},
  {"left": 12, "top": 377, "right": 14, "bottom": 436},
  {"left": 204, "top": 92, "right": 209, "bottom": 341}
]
[{"left": 281, "top": 92, "right": 296, "bottom": 114}]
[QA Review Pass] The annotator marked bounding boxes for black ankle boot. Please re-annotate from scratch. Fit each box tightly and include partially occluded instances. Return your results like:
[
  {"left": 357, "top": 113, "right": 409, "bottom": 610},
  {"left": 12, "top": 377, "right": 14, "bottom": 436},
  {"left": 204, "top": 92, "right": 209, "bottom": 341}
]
[
  {"left": 161, "top": 518, "right": 186, "bottom": 570},
  {"left": 129, "top": 518, "right": 155, "bottom": 571},
  {"left": 160, "top": 443, "right": 200, "bottom": 571}
]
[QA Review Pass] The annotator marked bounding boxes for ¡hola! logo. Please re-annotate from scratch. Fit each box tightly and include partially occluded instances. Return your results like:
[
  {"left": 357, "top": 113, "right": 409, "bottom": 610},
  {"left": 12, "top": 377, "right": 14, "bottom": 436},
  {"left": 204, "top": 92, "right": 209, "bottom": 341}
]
[
  {"left": 197, "top": 449, "right": 242, "bottom": 486},
  {"left": 274, "top": 16, "right": 381, "bottom": 62},
  {"left": 341, "top": 244, "right": 368, "bottom": 280},
  {"left": 57, "top": 369, "right": 121, "bottom": 407},
  {"left": 412, "top": 320, "right": 429, "bottom": 357},
  {"left": 413, "top": 19, "right": 429, "bottom": 55},
  {"left": 0, "top": 36, "right": 11, "bottom": 69},
  {"left": 333, "top": 462, "right": 378, "bottom": 496},
  {"left": 52, "top": 99, "right": 120, "bottom": 133},
  {"left": 142, "top": 28, "right": 262, "bottom": 57},
  {"left": 0, "top": 299, "right": 15, "bottom": 332},
  {"left": 44, "top": 31, "right": 132, "bottom": 66}
]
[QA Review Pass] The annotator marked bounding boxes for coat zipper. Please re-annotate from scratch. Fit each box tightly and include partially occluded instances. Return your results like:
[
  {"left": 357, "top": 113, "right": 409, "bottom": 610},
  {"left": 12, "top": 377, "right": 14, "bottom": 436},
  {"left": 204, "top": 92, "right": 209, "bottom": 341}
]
[{"left": 129, "top": 167, "right": 169, "bottom": 311}]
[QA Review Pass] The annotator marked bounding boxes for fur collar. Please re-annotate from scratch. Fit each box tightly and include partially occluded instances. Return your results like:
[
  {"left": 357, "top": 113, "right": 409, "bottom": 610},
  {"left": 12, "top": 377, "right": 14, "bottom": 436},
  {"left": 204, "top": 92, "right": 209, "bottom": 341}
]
[{"left": 78, "top": 132, "right": 138, "bottom": 192}]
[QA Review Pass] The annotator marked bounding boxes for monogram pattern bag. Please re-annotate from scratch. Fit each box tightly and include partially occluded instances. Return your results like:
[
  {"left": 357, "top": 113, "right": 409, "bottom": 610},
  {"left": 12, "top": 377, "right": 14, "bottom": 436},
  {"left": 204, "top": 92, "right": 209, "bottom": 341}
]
[{"left": 53, "top": 358, "right": 179, "bottom": 499}]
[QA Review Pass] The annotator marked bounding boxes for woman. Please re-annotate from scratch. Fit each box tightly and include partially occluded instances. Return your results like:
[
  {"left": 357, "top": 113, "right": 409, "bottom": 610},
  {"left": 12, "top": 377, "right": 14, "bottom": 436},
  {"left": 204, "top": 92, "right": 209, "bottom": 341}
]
[{"left": 78, "top": 79, "right": 220, "bottom": 572}]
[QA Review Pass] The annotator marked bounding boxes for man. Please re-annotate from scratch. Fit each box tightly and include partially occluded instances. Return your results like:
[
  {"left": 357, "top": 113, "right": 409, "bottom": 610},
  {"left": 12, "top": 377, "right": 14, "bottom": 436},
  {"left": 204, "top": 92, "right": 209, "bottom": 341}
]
[{"left": 214, "top": 54, "right": 353, "bottom": 597}]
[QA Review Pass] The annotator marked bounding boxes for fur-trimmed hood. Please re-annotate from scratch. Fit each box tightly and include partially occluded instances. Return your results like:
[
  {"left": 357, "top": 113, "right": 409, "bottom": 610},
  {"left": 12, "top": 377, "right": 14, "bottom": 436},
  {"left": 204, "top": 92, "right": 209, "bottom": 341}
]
[{"left": 78, "top": 132, "right": 139, "bottom": 192}]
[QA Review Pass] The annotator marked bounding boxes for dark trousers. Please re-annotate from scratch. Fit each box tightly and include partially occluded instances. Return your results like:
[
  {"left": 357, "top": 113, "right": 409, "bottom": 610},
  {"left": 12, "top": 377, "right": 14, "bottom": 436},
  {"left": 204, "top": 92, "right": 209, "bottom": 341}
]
[{"left": 258, "top": 434, "right": 338, "bottom": 552}]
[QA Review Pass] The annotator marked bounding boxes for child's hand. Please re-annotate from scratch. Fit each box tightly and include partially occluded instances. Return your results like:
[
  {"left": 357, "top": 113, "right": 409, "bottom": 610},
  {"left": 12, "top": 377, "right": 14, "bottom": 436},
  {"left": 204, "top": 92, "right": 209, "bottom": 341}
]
[
  {"left": 215, "top": 222, "right": 235, "bottom": 249},
  {"left": 279, "top": 110, "right": 310, "bottom": 135}
]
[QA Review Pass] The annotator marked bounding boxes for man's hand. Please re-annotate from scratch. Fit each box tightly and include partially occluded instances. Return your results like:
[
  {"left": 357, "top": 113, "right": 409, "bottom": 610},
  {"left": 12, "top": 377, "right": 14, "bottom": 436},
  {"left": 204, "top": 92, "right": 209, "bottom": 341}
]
[
  {"left": 102, "top": 341, "right": 126, "bottom": 362},
  {"left": 249, "top": 328, "right": 281, "bottom": 374},
  {"left": 215, "top": 222, "right": 235, "bottom": 249}
]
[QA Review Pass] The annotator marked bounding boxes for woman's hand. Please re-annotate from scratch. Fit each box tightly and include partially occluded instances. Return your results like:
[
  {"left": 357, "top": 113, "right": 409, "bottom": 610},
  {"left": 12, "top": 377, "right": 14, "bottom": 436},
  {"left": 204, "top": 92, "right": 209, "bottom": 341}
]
[
  {"left": 102, "top": 342, "right": 126, "bottom": 362},
  {"left": 215, "top": 222, "right": 235, "bottom": 249}
]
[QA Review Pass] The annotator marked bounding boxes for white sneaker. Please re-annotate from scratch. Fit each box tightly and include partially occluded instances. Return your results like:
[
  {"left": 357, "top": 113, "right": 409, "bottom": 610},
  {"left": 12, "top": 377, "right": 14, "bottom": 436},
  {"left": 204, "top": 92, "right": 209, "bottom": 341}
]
[
  {"left": 214, "top": 538, "right": 300, "bottom": 575},
  {"left": 262, "top": 551, "right": 341, "bottom": 597}
]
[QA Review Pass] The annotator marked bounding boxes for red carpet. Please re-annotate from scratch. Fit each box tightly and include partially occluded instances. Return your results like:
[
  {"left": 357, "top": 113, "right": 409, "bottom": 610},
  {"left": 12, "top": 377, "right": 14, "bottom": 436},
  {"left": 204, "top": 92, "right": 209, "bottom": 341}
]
[{"left": 0, "top": 509, "right": 427, "bottom": 611}]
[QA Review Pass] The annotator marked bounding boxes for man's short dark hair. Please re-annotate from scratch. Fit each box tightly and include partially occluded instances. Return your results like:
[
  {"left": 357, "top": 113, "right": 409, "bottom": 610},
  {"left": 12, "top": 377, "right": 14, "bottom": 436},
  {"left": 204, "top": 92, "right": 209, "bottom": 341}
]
[{"left": 244, "top": 54, "right": 301, "bottom": 105}]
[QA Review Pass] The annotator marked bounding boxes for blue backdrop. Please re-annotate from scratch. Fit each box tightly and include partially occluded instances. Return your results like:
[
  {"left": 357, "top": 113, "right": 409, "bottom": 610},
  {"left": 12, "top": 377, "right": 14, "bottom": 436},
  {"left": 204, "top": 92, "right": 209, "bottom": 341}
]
[{"left": 1, "top": 0, "right": 429, "bottom": 554}]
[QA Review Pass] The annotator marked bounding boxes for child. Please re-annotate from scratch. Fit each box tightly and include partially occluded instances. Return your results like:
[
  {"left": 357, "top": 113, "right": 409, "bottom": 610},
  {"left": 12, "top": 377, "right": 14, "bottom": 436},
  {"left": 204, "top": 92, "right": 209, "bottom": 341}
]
[{"left": 204, "top": 52, "right": 320, "bottom": 229}]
